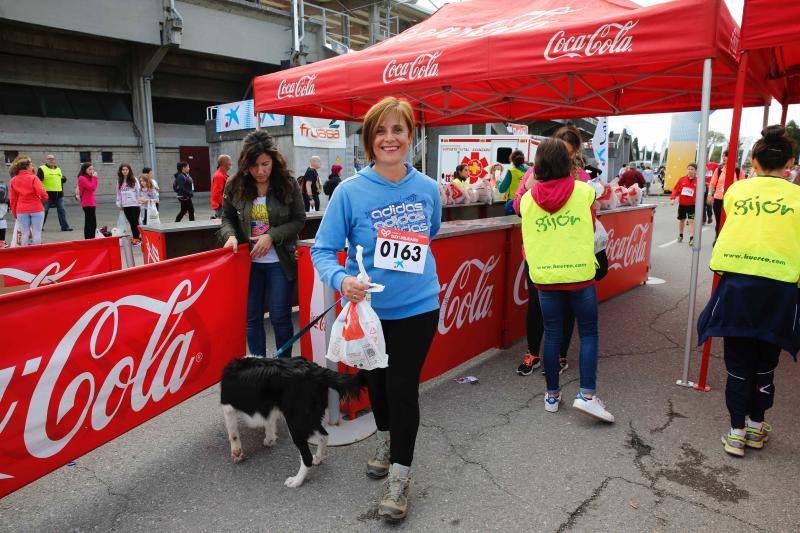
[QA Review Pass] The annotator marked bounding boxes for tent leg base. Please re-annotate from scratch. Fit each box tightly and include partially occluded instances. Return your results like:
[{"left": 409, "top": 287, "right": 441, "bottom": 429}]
[
  {"left": 675, "top": 379, "right": 696, "bottom": 388},
  {"left": 692, "top": 383, "right": 712, "bottom": 392}
]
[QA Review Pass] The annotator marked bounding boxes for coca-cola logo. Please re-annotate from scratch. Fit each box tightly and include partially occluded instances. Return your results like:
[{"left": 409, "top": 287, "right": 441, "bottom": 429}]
[
  {"left": 513, "top": 259, "right": 529, "bottom": 306},
  {"left": 277, "top": 74, "right": 317, "bottom": 100},
  {"left": 0, "top": 261, "right": 77, "bottom": 288},
  {"left": 438, "top": 255, "right": 498, "bottom": 334},
  {"left": 605, "top": 223, "right": 650, "bottom": 271},
  {"left": 544, "top": 20, "right": 637, "bottom": 61},
  {"left": 383, "top": 52, "right": 442, "bottom": 84},
  {"left": 0, "top": 278, "right": 207, "bottom": 464}
]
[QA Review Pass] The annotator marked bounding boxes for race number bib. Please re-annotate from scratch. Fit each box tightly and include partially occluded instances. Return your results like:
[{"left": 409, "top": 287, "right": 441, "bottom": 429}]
[
  {"left": 681, "top": 187, "right": 695, "bottom": 197},
  {"left": 374, "top": 227, "right": 429, "bottom": 274}
]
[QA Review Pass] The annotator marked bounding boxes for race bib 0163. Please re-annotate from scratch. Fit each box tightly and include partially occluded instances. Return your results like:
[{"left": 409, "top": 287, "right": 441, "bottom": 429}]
[
  {"left": 681, "top": 187, "right": 695, "bottom": 197},
  {"left": 374, "top": 227, "right": 429, "bottom": 274}
]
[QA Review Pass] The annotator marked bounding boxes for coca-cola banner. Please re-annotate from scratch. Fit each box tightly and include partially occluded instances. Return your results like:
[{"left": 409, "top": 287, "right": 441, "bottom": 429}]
[
  {"left": 422, "top": 232, "right": 507, "bottom": 381},
  {"left": 0, "top": 237, "right": 122, "bottom": 289},
  {"left": 141, "top": 230, "right": 166, "bottom": 265},
  {"left": 596, "top": 207, "right": 653, "bottom": 301},
  {"left": 0, "top": 248, "right": 249, "bottom": 498}
]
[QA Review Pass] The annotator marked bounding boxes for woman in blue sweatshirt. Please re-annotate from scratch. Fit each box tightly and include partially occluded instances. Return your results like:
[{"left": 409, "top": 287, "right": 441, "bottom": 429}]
[{"left": 311, "top": 97, "right": 441, "bottom": 522}]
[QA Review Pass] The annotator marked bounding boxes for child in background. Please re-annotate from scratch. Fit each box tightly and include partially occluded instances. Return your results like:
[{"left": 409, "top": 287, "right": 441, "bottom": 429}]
[
  {"left": 138, "top": 174, "right": 159, "bottom": 226},
  {"left": 670, "top": 163, "right": 698, "bottom": 245}
]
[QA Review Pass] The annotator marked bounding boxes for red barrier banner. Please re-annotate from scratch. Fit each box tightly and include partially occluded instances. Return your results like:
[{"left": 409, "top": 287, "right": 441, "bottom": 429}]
[
  {"left": 597, "top": 207, "right": 653, "bottom": 302},
  {"left": 0, "top": 247, "right": 249, "bottom": 498},
  {"left": 0, "top": 237, "right": 122, "bottom": 289},
  {"left": 503, "top": 226, "right": 527, "bottom": 346},
  {"left": 423, "top": 232, "right": 508, "bottom": 381},
  {"left": 141, "top": 230, "right": 166, "bottom": 264}
]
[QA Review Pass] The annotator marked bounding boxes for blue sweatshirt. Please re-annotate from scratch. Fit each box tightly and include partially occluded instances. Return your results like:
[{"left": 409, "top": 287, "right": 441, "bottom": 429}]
[{"left": 311, "top": 164, "right": 442, "bottom": 320}]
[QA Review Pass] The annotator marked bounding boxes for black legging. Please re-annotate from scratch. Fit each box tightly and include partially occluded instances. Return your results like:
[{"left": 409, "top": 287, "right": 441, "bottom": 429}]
[
  {"left": 83, "top": 206, "right": 96, "bottom": 239},
  {"left": 364, "top": 309, "right": 439, "bottom": 467},
  {"left": 713, "top": 198, "right": 724, "bottom": 235},
  {"left": 176, "top": 198, "right": 195, "bottom": 222},
  {"left": 525, "top": 262, "right": 574, "bottom": 357},
  {"left": 122, "top": 206, "right": 141, "bottom": 239},
  {"left": 724, "top": 337, "right": 780, "bottom": 429}
]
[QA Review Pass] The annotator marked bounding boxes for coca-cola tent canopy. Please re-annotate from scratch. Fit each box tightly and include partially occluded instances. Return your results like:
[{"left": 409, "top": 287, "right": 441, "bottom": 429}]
[
  {"left": 254, "top": 0, "right": 772, "bottom": 125},
  {"left": 739, "top": 0, "right": 800, "bottom": 106}
]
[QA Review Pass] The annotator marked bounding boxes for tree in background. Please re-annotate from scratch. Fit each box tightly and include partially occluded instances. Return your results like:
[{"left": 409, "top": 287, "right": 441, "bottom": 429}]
[
  {"left": 707, "top": 130, "right": 728, "bottom": 162},
  {"left": 632, "top": 137, "right": 640, "bottom": 160},
  {"left": 786, "top": 120, "right": 800, "bottom": 160}
]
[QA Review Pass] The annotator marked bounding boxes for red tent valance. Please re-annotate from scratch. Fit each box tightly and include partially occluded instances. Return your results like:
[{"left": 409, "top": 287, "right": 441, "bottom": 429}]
[{"left": 254, "top": 0, "right": 773, "bottom": 125}]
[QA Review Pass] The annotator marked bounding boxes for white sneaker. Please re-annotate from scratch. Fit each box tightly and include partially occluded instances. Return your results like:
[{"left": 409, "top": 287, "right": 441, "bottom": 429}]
[
  {"left": 544, "top": 391, "right": 562, "bottom": 413},
  {"left": 572, "top": 394, "right": 615, "bottom": 423}
]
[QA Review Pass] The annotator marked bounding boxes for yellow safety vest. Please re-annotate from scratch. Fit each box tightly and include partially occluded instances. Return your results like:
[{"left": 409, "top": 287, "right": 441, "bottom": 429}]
[
  {"left": 506, "top": 165, "right": 527, "bottom": 199},
  {"left": 39, "top": 165, "right": 63, "bottom": 192},
  {"left": 710, "top": 176, "right": 800, "bottom": 283},
  {"left": 521, "top": 180, "right": 597, "bottom": 284}
]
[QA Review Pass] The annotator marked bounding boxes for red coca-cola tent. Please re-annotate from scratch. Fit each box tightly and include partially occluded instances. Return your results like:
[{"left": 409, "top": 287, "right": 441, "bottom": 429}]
[{"left": 254, "top": 0, "right": 773, "bottom": 125}]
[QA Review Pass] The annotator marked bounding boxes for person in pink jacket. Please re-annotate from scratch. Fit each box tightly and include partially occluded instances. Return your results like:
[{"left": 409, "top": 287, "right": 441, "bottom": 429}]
[
  {"left": 77, "top": 162, "right": 98, "bottom": 239},
  {"left": 8, "top": 155, "right": 48, "bottom": 246}
]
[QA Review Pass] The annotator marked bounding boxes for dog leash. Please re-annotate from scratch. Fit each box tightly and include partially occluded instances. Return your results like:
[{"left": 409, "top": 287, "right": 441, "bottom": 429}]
[{"left": 273, "top": 296, "right": 344, "bottom": 358}]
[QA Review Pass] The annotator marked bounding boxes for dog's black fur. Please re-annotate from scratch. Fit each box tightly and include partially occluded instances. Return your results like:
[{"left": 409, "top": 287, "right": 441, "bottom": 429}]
[{"left": 220, "top": 357, "right": 365, "bottom": 483}]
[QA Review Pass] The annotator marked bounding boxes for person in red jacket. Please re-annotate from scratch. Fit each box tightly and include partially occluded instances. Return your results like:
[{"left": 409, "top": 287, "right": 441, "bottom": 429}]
[
  {"left": 619, "top": 162, "right": 645, "bottom": 188},
  {"left": 211, "top": 154, "right": 232, "bottom": 219},
  {"left": 8, "top": 155, "right": 49, "bottom": 246},
  {"left": 670, "top": 162, "right": 698, "bottom": 245}
]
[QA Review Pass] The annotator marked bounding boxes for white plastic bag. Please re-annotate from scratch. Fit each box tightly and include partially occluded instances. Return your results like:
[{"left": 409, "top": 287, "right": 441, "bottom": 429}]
[
  {"left": 9, "top": 220, "right": 29, "bottom": 247},
  {"left": 111, "top": 211, "right": 128, "bottom": 237},
  {"left": 326, "top": 245, "right": 388, "bottom": 370},
  {"left": 146, "top": 199, "right": 161, "bottom": 226},
  {"left": 594, "top": 219, "right": 609, "bottom": 253}
]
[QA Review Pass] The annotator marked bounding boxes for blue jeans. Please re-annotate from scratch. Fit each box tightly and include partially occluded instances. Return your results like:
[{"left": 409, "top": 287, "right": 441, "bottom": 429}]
[
  {"left": 539, "top": 285, "right": 599, "bottom": 396},
  {"left": 16, "top": 211, "right": 44, "bottom": 245},
  {"left": 246, "top": 261, "right": 294, "bottom": 358},
  {"left": 43, "top": 194, "right": 70, "bottom": 230}
]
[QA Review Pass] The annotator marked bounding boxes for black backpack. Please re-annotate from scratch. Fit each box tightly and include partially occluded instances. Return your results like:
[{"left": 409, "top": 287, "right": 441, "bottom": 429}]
[{"left": 0, "top": 182, "right": 7, "bottom": 205}]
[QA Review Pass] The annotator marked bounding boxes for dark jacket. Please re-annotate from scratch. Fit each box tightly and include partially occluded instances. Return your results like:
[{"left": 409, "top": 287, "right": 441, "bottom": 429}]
[
  {"left": 323, "top": 174, "right": 341, "bottom": 197},
  {"left": 174, "top": 172, "right": 194, "bottom": 199},
  {"left": 218, "top": 179, "right": 306, "bottom": 280}
]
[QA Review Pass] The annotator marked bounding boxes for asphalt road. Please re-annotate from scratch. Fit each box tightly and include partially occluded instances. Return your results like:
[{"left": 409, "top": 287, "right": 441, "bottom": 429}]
[{"left": 2, "top": 193, "right": 799, "bottom": 532}]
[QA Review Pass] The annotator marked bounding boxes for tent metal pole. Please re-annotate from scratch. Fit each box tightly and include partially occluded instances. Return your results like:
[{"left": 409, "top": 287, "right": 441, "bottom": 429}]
[
  {"left": 763, "top": 103, "right": 770, "bottom": 128},
  {"left": 678, "top": 57, "right": 713, "bottom": 388},
  {"left": 421, "top": 119, "right": 427, "bottom": 175},
  {"left": 781, "top": 103, "right": 789, "bottom": 126}
]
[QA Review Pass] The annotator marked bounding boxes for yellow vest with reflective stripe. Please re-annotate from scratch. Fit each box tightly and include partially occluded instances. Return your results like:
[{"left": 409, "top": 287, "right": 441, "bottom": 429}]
[
  {"left": 710, "top": 176, "right": 800, "bottom": 283},
  {"left": 39, "top": 165, "right": 63, "bottom": 192},
  {"left": 521, "top": 180, "right": 597, "bottom": 284}
]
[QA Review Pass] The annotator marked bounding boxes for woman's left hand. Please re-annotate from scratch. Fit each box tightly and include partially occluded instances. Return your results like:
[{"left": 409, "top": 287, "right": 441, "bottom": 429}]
[{"left": 250, "top": 233, "right": 273, "bottom": 258}]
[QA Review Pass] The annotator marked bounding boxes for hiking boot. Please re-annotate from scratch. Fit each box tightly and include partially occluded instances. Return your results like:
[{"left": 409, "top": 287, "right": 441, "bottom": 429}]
[
  {"left": 541, "top": 357, "right": 569, "bottom": 375},
  {"left": 572, "top": 393, "right": 615, "bottom": 423},
  {"left": 544, "top": 391, "right": 562, "bottom": 413},
  {"left": 745, "top": 422, "right": 772, "bottom": 449},
  {"left": 366, "top": 437, "right": 390, "bottom": 479},
  {"left": 378, "top": 464, "right": 411, "bottom": 522},
  {"left": 516, "top": 352, "right": 541, "bottom": 376},
  {"left": 677, "top": 234, "right": 683, "bottom": 242},
  {"left": 722, "top": 430, "right": 746, "bottom": 457}
]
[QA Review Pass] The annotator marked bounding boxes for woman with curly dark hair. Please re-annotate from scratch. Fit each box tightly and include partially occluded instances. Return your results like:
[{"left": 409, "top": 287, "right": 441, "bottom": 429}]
[
  {"left": 116, "top": 163, "right": 142, "bottom": 244},
  {"left": 219, "top": 130, "right": 306, "bottom": 357}
]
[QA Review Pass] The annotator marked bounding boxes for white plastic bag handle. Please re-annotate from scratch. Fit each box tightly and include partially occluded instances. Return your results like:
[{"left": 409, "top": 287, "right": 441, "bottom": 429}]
[{"left": 355, "top": 245, "right": 384, "bottom": 293}]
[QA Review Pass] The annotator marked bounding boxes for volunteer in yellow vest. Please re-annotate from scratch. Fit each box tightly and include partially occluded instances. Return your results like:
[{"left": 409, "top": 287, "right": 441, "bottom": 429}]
[
  {"left": 697, "top": 125, "right": 800, "bottom": 458},
  {"left": 520, "top": 138, "right": 613, "bottom": 423},
  {"left": 498, "top": 150, "right": 528, "bottom": 214},
  {"left": 36, "top": 154, "right": 73, "bottom": 231}
]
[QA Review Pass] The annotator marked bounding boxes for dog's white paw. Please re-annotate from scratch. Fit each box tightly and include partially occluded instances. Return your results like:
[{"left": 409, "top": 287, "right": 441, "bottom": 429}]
[
  {"left": 284, "top": 475, "right": 305, "bottom": 488},
  {"left": 231, "top": 447, "right": 244, "bottom": 463},
  {"left": 263, "top": 435, "right": 277, "bottom": 447},
  {"left": 312, "top": 453, "right": 324, "bottom": 465}
]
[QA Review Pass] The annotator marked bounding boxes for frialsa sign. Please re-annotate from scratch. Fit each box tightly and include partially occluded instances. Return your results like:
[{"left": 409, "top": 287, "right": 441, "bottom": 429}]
[{"left": 293, "top": 116, "right": 347, "bottom": 149}]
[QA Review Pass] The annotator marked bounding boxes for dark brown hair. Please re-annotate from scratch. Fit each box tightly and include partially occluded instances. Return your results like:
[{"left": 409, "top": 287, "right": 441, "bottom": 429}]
[
  {"left": 78, "top": 162, "right": 93, "bottom": 177},
  {"left": 553, "top": 124, "right": 582, "bottom": 153},
  {"left": 117, "top": 163, "right": 136, "bottom": 188},
  {"left": 227, "top": 130, "right": 294, "bottom": 205},
  {"left": 687, "top": 162, "right": 697, "bottom": 170},
  {"left": 511, "top": 149, "right": 526, "bottom": 167},
  {"left": 751, "top": 125, "right": 796, "bottom": 171},
  {"left": 534, "top": 138, "right": 572, "bottom": 181}
]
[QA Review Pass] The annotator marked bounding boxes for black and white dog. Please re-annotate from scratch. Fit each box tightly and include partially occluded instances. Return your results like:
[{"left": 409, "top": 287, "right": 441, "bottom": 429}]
[{"left": 220, "top": 357, "right": 365, "bottom": 488}]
